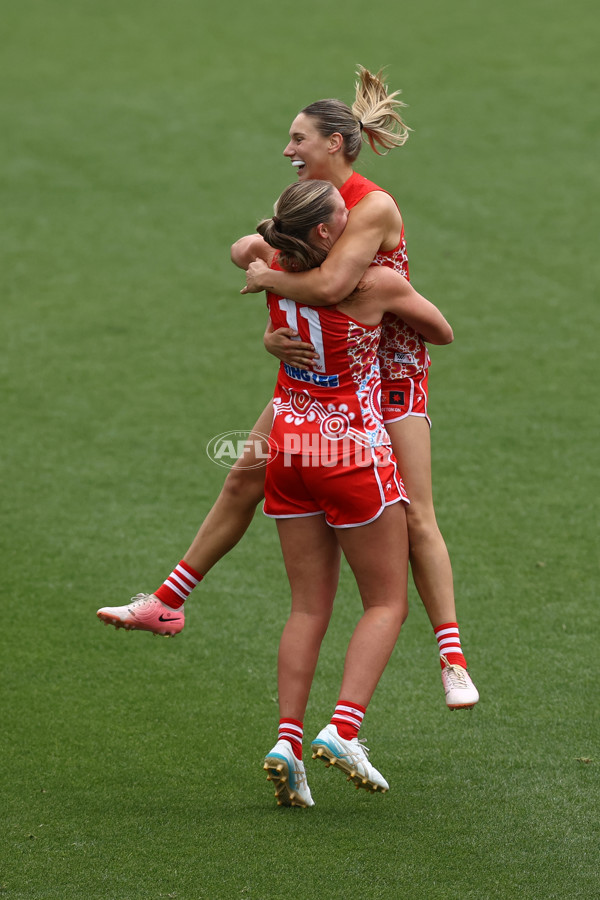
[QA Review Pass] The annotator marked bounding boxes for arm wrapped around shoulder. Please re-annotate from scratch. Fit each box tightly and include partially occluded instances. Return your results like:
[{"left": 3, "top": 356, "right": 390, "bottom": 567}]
[{"left": 367, "top": 267, "right": 454, "bottom": 345}]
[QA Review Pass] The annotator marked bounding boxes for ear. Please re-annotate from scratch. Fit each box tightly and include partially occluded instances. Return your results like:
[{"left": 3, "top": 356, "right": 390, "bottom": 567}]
[
  {"left": 328, "top": 132, "right": 344, "bottom": 155},
  {"left": 314, "top": 222, "right": 329, "bottom": 240}
]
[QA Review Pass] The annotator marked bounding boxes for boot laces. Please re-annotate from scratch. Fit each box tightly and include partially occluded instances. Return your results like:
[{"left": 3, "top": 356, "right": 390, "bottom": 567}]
[
  {"left": 441, "top": 655, "right": 469, "bottom": 687},
  {"left": 128, "top": 593, "right": 153, "bottom": 609}
]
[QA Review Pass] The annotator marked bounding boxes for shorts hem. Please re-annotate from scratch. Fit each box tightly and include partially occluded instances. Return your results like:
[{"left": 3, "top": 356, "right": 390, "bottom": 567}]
[
  {"left": 382, "top": 410, "right": 432, "bottom": 427},
  {"left": 262, "top": 507, "right": 325, "bottom": 521},
  {"left": 330, "top": 494, "right": 407, "bottom": 529}
]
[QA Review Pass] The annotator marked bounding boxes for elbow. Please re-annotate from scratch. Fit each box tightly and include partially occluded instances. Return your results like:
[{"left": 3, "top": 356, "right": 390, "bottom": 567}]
[
  {"left": 230, "top": 239, "right": 245, "bottom": 268},
  {"left": 230, "top": 235, "right": 254, "bottom": 269},
  {"left": 317, "top": 282, "right": 348, "bottom": 306},
  {"left": 427, "top": 324, "right": 454, "bottom": 345}
]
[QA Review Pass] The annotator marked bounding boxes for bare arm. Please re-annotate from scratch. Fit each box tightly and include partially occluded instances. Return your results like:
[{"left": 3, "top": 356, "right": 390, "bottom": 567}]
[
  {"left": 341, "top": 267, "right": 454, "bottom": 345},
  {"left": 233, "top": 236, "right": 317, "bottom": 368},
  {"left": 242, "top": 192, "right": 402, "bottom": 305},
  {"left": 231, "top": 234, "right": 274, "bottom": 270}
]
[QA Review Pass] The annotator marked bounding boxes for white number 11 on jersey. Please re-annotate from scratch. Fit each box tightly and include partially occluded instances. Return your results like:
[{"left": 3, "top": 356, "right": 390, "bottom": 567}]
[{"left": 278, "top": 298, "right": 326, "bottom": 374}]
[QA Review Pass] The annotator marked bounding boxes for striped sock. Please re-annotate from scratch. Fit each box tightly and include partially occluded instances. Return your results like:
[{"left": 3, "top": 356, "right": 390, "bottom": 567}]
[
  {"left": 434, "top": 622, "right": 467, "bottom": 669},
  {"left": 278, "top": 718, "right": 303, "bottom": 760},
  {"left": 331, "top": 700, "right": 366, "bottom": 740},
  {"left": 154, "top": 560, "right": 202, "bottom": 609}
]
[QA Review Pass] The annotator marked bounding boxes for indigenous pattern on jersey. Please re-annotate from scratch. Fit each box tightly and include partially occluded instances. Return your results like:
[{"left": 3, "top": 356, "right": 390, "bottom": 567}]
[
  {"left": 339, "top": 172, "right": 430, "bottom": 381},
  {"left": 265, "top": 284, "right": 407, "bottom": 526},
  {"left": 269, "top": 294, "right": 389, "bottom": 458}
]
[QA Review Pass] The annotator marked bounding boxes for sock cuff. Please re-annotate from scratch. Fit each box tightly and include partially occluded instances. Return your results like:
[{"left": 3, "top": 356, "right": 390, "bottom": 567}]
[
  {"left": 336, "top": 700, "right": 366, "bottom": 715},
  {"left": 179, "top": 559, "right": 203, "bottom": 582},
  {"left": 279, "top": 718, "right": 303, "bottom": 729},
  {"left": 434, "top": 622, "right": 459, "bottom": 636},
  {"left": 155, "top": 560, "right": 202, "bottom": 608}
]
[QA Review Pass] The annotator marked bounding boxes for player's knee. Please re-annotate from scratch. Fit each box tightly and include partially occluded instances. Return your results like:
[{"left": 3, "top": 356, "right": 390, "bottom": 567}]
[
  {"left": 405, "top": 502, "right": 440, "bottom": 546},
  {"left": 222, "top": 464, "right": 265, "bottom": 508},
  {"left": 381, "top": 601, "right": 409, "bottom": 640},
  {"left": 373, "top": 596, "right": 408, "bottom": 630},
  {"left": 395, "top": 599, "right": 409, "bottom": 629}
]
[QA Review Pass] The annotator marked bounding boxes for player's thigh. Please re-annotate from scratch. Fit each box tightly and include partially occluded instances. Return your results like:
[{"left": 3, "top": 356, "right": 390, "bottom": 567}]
[
  {"left": 219, "top": 401, "right": 273, "bottom": 503},
  {"left": 386, "top": 416, "right": 434, "bottom": 508},
  {"left": 335, "top": 502, "right": 409, "bottom": 605},
  {"left": 277, "top": 516, "right": 341, "bottom": 613},
  {"left": 229, "top": 400, "right": 274, "bottom": 474}
]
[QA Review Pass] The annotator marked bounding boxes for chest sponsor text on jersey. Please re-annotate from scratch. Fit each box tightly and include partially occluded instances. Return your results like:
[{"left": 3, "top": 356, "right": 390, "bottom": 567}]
[{"left": 283, "top": 363, "right": 340, "bottom": 388}]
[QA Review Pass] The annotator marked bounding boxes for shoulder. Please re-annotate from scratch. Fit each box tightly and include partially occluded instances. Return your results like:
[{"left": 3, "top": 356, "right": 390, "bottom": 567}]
[
  {"left": 359, "top": 265, "right": 405, "bottom": 296},
  {"left": 349, "top": 190, "right": 400, "bottom": 228}
]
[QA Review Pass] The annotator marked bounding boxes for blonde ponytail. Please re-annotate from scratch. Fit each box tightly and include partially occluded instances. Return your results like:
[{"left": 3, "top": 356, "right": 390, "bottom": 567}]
[{"left": 352, "top": 65, "right": 411, "bottom": 155}]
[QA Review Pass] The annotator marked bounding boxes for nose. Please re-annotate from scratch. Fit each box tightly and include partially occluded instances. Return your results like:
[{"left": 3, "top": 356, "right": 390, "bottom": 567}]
[{"left": 283, "top": 141, "right": 294, "bottom": 158}]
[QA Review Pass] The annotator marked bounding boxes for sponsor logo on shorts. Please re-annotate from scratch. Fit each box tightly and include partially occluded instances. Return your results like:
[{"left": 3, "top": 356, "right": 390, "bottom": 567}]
[
  {"left": 283, "top": 363, "right": 339, "bottom": 388},
  {"left": 387, "top": 390, "right": 405, "bottom": 406}
]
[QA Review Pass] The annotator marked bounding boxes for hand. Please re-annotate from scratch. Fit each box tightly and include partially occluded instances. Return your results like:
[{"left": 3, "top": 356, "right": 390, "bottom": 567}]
[
  {"left": 241, "top": 258, "right": 271, "bottom": 294},
  {"left": 264, "top": 327, "right": 319, "bottom": 370}
]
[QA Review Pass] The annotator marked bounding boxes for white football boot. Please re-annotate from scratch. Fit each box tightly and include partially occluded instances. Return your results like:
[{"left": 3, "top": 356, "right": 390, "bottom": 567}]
[
  {"left": 441, "top": 656, "right": 480, "bottom": 709},
  {"left": 311, "top": 724, "right": 389, "bottom": 793},
  {"left": 264, "top": 740, "right": 315, "bottom": 808}
]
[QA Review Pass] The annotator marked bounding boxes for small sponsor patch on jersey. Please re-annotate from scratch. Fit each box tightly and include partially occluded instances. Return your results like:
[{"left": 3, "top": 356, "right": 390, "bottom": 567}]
[
  {"left": 394, "top": 351, "right": 417, "bottom": 365},
  {"left": 388, "top": 390, "right": 405, "bottom": 406}
]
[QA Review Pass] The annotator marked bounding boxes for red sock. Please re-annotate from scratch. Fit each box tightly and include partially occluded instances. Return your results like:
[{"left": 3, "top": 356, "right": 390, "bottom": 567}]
[
  {"left": 278, "top": 719, "right": 303, "bottom": 760},
  {"left": 331, "top": 700, "right": 366, "bottom": 740},
  {"left": 154, "top": 560, "right": 202, "bottom": 609},
  {"left": 434, "top": 622, "right": 467, "bottom": 669}
]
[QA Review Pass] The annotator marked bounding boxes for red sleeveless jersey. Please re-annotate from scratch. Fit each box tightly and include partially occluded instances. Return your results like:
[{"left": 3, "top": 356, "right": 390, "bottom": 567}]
[
  {"left": 339, "top": 172, "right": 429, "bottom": 381},
  {"left": 268, "top": 291, "right": 390, "bottom": 458}
]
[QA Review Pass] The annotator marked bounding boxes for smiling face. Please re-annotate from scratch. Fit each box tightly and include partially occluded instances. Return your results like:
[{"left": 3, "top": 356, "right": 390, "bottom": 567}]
[{"left": 283, "top": 113, "right": 339, "bottom": 182}]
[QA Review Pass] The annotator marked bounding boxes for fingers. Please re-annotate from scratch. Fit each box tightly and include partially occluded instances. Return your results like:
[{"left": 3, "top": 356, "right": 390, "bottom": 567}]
[{"left": 282, "top": 349, "right": 320, "bottom": 371}]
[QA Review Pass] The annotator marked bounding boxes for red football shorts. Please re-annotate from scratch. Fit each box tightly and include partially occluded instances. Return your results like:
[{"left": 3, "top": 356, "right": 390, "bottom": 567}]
[
  {"left": 263, "top": 444, "right": 408, "bottom": 529},
  {"left": 381, "top": 370, "right": 431, "bottom": 426}
]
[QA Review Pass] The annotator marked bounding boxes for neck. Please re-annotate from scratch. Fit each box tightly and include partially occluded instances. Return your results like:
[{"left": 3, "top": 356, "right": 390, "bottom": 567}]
[{"left": 327, "top": 163, "right": 354, "bottom": 190}]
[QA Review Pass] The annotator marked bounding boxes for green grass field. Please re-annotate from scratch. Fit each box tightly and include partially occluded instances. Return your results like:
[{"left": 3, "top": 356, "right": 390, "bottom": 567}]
[{"left": 2, "top": 1, "right": 598, "bottom": 897}]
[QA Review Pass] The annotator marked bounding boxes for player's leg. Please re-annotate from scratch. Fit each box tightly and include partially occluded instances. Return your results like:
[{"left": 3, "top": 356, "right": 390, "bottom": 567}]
[
  {"left": 311, "top": 501, "right": 409, "bottom": 793},
  {"left": 334, "top": 501, "right": 409, "bottom": 706},
  {"left": 387, "top": 416, "right": 455, "bottom": 626},
  {"left": 264, "top": 514, "right": 340, "bottom": 808},
  {"left": 386, "top": 415, "right": 479, "bottom": 708},
  {"left": 275, "top": 514, "right": 341, "bottom": 720},
  {"left": 96, "top": 402, "right": 273, "bottom": 635},
  {"left": 182, "top": 401, "right": 273, "bottom": 574}
]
